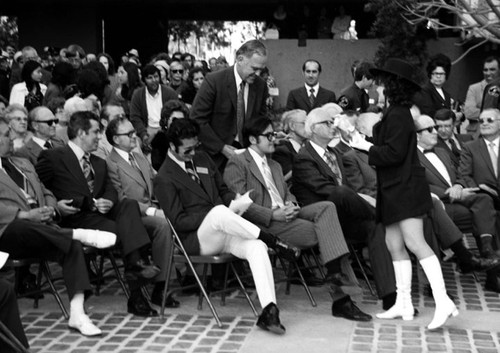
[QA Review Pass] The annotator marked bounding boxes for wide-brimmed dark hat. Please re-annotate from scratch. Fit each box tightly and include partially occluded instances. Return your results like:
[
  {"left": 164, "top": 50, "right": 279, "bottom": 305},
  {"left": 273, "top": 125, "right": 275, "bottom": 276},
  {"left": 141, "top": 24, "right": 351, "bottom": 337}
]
[{"left": 370, "top": 58, "right": 421, "bottom": 89}]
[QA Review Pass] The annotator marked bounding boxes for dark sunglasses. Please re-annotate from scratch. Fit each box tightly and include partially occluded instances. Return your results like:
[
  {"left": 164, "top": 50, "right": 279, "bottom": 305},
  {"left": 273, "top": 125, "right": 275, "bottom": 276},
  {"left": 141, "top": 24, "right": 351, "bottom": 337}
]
[
  {"left": 417, "top": 125, "right": 437, "bottom": 133},
  {"left": 260, "top": 131, "right": 278, "bottom": 141},
  {"left": 35, "top": 119, "right": 59, "bottom": 126},
  {"left": 183, "top": 142, "right": 202, "bottom": 155},
  {"left": 479, "top": 117, "right": 498, "bottom": 124},
  {"left": 115, "top": 129, "right": 136, "bottom": 138},
  {"left": 171, "top": 69, "right": 184, "bottom": 74}
]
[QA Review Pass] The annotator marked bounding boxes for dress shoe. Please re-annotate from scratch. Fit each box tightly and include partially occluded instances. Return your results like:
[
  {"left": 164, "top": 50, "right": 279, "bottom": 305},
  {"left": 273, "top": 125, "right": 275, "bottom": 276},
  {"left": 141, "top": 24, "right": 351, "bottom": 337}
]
[
  {"left": 485, "top": 275, "right": 500, "bottom": 293},
  {"left": 125, "top": 259, "right": 161, "bottom": 280},
  {"left": 17, "top": 273, "right": 44, "bottom": 299},
  {"left": 74, "top": 229, "right": 116, "bottom": 249},
  {"left": 289, "top": 269, "right": 324, "bottom": 286},
  {"left": 331, "top": 296, "right": 372, "bottom": 322},
  {"left": 151, "top": 290, "right": 180, "bottom": 308},
  {"left": 127, "top": 294, "right": 158, "bottom": 317},
  {"left": 273, "top": 239, "right": 301, "bottom": 262},
  {"left": 459, "top": 256, "right": 500, "bottom": 273},
  {"left": 256, "top": 303, "right": 286, "bottom": 335},
  {"left": 68, "top": 314, "right": 102, "bottom": 336}
]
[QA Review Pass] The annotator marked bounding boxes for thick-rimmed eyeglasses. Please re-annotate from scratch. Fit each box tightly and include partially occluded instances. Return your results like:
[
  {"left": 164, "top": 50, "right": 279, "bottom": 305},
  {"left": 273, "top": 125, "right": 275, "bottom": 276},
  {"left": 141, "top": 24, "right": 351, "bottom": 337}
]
[
  {"left": 260, "top": 132, "right": 278, "bottom": 141},
  {"left": 115, "top": 130, "right": 137, "bottom": 138},
  {"left": 35, "top": 119, "right": 59, "bottom": 126}
]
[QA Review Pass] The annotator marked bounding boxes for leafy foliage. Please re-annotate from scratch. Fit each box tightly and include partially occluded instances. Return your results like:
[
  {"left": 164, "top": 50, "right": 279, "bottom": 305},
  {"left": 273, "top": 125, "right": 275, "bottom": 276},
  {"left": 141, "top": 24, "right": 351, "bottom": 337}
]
[{"left": 0, "top": 16, "right": 18, "bottom": 49}]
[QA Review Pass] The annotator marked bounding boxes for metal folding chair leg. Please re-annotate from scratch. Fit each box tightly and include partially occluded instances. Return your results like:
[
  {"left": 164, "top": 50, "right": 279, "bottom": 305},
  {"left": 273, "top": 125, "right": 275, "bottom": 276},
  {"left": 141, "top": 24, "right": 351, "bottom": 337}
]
[
  {"left": 277, "top": 256, "right": 317, "bottom": 307},
  {"left": 106, "top": 251, "right": 130, "bottom": 299},
  {"left": 0, "top": 321, "right": 29, "bottom": 353},
  {"left": 348, "top": 244, "right": 376, "bottom": 297},
  {"left": 40, "top": 261, "right": 69, "bottom": 320}
]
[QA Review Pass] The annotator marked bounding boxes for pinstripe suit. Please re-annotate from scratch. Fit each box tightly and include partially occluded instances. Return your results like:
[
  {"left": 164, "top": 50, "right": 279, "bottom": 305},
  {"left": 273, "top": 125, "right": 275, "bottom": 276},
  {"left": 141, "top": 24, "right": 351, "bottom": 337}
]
[{"left": 224, "top": 149, "right": 349, "bottom": 264}]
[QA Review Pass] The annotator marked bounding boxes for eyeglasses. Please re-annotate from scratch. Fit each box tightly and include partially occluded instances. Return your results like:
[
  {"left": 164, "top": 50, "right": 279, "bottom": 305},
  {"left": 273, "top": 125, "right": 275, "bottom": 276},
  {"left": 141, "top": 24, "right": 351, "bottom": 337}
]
[
  {"left": 115, "top": 129, "right": 136, "bottom": 138},
  {"left": 479, "top": 117, "right": 498, "bottom": 124},
  {"left": 417, "top": 126, "right": 437, "bottom": 133},
  {"left": 431, "top": 72, "right": 446, "bottom": 77},
  {"left": 183, "top": 142, "right": 202, "bottom": 155},
  {"left": 171, "top": 69, "right": 184, "bottom": 74},
  {"left": 35, "top": 119, "right": 59, "bottom": 126},
  {"left": 316, "top": 120, "right": 335, "bottom": 128},
  {"left": 259, "top": 132, "right": 278, "bottom": 141},
  {"left": 12, "top": 117, "right": 28, "bottom": 122}
]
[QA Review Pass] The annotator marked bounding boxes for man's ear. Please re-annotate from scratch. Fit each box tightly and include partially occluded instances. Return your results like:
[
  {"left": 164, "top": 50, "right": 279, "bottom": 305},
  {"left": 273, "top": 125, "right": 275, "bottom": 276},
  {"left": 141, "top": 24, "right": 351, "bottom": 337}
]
[{"left": 249, "top": 135, "right": 257, "bottom": 145}]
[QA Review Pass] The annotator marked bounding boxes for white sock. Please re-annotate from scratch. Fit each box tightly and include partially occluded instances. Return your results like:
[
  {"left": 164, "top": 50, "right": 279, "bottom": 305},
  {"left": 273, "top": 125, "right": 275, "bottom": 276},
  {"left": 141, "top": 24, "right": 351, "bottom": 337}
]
[{"left": 70, "top": 292, "right": 85, "bottom": 319}]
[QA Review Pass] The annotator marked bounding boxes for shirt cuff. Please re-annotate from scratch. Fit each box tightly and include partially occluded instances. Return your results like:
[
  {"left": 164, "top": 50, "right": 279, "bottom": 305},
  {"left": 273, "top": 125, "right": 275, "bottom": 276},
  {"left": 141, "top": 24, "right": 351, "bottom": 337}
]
[{"left": 145, "top": 207, "right": 157, "bottom": 217}]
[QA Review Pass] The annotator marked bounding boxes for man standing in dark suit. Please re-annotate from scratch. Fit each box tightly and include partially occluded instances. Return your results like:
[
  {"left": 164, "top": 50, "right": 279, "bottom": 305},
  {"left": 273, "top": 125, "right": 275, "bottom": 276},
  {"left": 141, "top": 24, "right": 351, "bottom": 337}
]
[
  {"left": 191, "top": 40, "right": 268, "bottom": 170},
  {"left": 286, "top": 59, "right": 336, "bottom": 113},
  {"left": 36, "top": 111, "right": 161, "bottom": 317},
  {"left": 0, "top": 116, "right": 116, "bottom": 336},
  {"left": 154, "top": 118, "right": 300, "bottom": 335},
  {"left": 129, "top": 65, "right": 178, "bottom": 151},
  {"left": 224, "top": 116, "right": 372, "bottom": 322},
  {"left": 15, "top": 106, "right": 65, "bottom": 165},
  {"left": 434, "top": 109, "right": 473, "bottom": 169}
]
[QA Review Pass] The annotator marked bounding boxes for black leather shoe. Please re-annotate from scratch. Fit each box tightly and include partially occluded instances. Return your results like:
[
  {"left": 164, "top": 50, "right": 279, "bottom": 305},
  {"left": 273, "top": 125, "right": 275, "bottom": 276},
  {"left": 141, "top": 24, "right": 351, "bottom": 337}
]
[
  {"left": 290, "top": 269, "right": 324, "bottom": 286},
  {"left": 485, "top": 274, "right": 500, "bottom": 293},
  {"left": 459, "top": 256, "right": 500, "bottom": 273},
  {"left": 256, "top": 303, "right": 286, "bottom": 335},
  {"left": 331, "top": 296, "right": 372, "bottom": 322},
  {"left": 17, "top": 273, "right": 44, "bottom": 299},
  {"left": 127, "top": 294, "right": 158, "bottom": 317},
  {"left": 273, "top": 239, "right": 301, "bottom": 262},
  {"left": 151, "top": 290, "right": 180, "bottom": 308},
  {"left": 125, "top": 259, "right": 161, "bottom": 280}
]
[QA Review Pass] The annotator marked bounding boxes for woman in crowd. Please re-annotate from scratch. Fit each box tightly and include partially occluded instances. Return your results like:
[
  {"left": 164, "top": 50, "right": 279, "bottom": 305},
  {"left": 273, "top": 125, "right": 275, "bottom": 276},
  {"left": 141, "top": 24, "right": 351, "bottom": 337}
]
[
  {"left": 9, "top": 60, "right": 47, "bottom": 111},
  {"left": 180, "top": 67, "right": 205, "bottom": 106},
  {"left": 98, "top": 53, "right": 119, "bottom": 95},
  {"left": 351, "top": 58, "right": 458, "bottom": 330},
  {"left": 111, "top": 61, "right": 142, "bottom": 117},
  {"left": 43, "top": 61, "right": 75, "bottom": 105},
  {"left": 5, "top": 103, "right": 33, "bottom": 151},
  {"left": 151, "top": 99, "right": 188, "bottom": 170}
]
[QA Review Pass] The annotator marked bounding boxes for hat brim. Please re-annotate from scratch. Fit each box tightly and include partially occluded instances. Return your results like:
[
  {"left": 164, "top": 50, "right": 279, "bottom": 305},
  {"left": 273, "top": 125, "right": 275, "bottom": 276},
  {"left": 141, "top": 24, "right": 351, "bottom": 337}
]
[{"left": 370, "top": 67, "right": 421, "bottom": 90}]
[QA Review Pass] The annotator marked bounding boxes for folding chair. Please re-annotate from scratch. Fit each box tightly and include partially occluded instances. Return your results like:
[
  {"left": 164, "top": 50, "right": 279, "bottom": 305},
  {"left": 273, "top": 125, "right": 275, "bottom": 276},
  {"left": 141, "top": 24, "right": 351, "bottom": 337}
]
[
  {"left": 0, "top": 321, "right": 29, "bottom": 353},
  {"left": 5, "top": 258, "right": 69, "bottom": 319},
  {"left": 160, "top": 219, "right": 258, "bottom": 328},
  {"left": 348, "top": 243, "right": 377, "bottom": 296}
]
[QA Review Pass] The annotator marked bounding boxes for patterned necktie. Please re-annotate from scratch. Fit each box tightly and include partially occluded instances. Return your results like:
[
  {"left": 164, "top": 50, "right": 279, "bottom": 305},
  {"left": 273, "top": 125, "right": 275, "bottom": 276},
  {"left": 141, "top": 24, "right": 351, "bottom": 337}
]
[
  {"left": 309, "top": 88, "right": 315, "bottom": 108},
  {"left": 129, "top": 153, "right": 147, "bottom": 186},
  {"left": 262, "top": 159, "right": 284, "bottom": 208},
  {"left": 324, "top": 150, "right": 343, "bottom": 185},
  {"left": 488, "top": 142, "right": 498, "bottom": 177},
  {"left": 44, "top": 140, "right": 53, "bottom": 149},
  {"left": 236, "top": 81, "right": 246, "bottom": 142},
  {"left": 449, "top": 138, "right": 460, "bottom": 158},
  {"left": 2, "top": 157, "right": 37, "bottom": 207},
  {"left": 185, "top": 160, "right": 201, "bottom": 185},
  {"left": 82, "top": 153, "right": 94, "bottom": 193}
]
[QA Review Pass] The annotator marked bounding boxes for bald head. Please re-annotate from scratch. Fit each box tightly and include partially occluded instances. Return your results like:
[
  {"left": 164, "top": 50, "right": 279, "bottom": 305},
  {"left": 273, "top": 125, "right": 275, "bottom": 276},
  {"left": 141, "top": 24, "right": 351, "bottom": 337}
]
[
  {"left": 356, "top": 112, "right": 381, "bottom": 138},
  {"left": 415, "top": 114, "right": 438, "bottom": 149},
  {"left": 30, "top": 106, "right": 57, "bottom": 140}
]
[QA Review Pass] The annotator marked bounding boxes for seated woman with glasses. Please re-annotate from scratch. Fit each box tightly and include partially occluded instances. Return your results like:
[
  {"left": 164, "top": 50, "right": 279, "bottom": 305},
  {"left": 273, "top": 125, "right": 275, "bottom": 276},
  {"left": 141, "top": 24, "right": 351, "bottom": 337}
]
[{"left": 5, "top": 104, "right": 33, "bottom": 151}]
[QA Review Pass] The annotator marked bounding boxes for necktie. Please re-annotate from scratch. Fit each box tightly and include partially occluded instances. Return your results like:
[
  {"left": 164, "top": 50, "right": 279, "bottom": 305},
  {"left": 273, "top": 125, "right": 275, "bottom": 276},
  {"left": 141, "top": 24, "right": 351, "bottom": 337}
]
[
  {"left": 423, "top": 148, "right": 435, "bottom": 154},
  {"left": 262, "top": 160, "right": 284, "bottom": 208},
  {"left": 2, "top": 157, "right": 37, "bottom": 207},
  {"left": 82, "top": 153, "right": 94, "bottom": 193},
  {"left": 185, "top": 160, "right": 201, "bottom": 185},
  {"left": 309, "top": 88, "right": 315, "bottom": 108},
  {"left": 44, "top": 140, "right": 53, "bottom": 149},
  {"left": 324, "top": 150, "right": 343, "bottom": 185},
  {"left": 236, "top": 81, "right": 246, "bottom": 142},
  {"left": 129, "top": 153, "right": 147, "bottom": 185},
  {"left": 488, "top": 142, "right": 498, "bottom": 177},
  {"left": 449, "top": 138, "right": 460, "bottom": 158}
]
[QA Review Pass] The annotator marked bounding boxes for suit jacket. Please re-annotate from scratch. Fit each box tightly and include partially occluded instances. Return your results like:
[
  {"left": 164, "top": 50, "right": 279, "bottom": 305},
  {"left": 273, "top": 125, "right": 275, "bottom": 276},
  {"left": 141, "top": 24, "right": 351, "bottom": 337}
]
[
  {"left": 459, "top": 138, "right": 500, "bottom": 191},
  {"left": 190, "top": 66, "right": 268, "bottom": 166},
  {"left": 106, "top": 148, "right": 155, "bottom": 216},
  {"left": 333, "top": 140, "right": 351, "bottom": 156},
  {"left": 224, "top": 150, "right": 296, "bottom": 227},
  {"left": 0, "top": 157, "right": 57, "bottom": 237},
  {"left": 153, "top": 151, "right": 235, "bottom": 254},
  {"left": 435, "top": 134, "right": 472, "bottom": 169},
  {"left": 36, "top": 145, "right": 117, "bottom": 212},
  {"left": 464, "top": 80, "right": 487, "bottom": 120},
  {"left": 129, "top": 85, "right": 178, "bottom": 140},
  {"left": 292, "top": 141, "right": 347, "bottom": 206},
  {"left": 14, "top": 137, "right": 65, "bottom": 166},
  {"left": 271, "top": 139, "right": 297, "bottom": 176},
  {"left": 286, "top": 86, "right": 336, "bottom": 113},
  {"left": 342, "top": 149, "right": 377, "bottom": 199},
  {"left": 413, "top": 82, "right": 452, "bottom": 118}
]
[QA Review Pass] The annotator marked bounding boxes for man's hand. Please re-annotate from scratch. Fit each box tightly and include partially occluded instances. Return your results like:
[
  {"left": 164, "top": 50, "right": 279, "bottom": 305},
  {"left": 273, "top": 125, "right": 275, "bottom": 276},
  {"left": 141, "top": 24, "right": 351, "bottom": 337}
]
[
  {"left": 222, "top": 144, "right": 237, "bottom": 159},
  {"left": 94, "top": 198, "right": 114, "bottom": 214},
  {"left": 57, "top": 199, "right": 80, "bottom": 216},
  {"left": 272, "top": 202, "right": 300, "bottom": 223},
  {"left": 17, "top": 206, "right": 55, "bottom": 223},
  {"left": 446, "top": 185, "right": 463, "bottom": 202},
  {"left": 154, "top": 209, "right": 166, "bottom": 219}
]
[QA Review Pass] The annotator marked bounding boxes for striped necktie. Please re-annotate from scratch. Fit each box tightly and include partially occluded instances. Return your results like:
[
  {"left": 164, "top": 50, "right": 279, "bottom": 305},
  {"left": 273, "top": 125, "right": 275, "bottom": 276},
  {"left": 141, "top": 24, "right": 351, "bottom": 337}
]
[
  {"left": 262, "top": 159, "right": 284, "bottom": 208},
  {"left": 324, "top": 150, "right": 343, "bottom": 185},
  {"left": 185, "top": 160, "right": 201, "bottom": 185},
  {"left": 82, "top": 153, "right": 94, "bottom": 193}
]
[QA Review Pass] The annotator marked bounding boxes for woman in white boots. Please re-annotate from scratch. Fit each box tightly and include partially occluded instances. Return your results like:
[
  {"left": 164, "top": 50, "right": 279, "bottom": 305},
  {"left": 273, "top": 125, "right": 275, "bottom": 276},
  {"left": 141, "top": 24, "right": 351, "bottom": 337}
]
[{"left": 350, "top": 58, "right": 458, "bottom": 330}]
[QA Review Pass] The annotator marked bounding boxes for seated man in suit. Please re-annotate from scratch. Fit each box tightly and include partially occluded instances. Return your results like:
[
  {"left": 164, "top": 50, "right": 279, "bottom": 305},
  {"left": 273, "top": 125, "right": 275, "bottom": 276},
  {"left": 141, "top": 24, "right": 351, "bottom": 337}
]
[
  {"left": 105, "top": 117, "right": 179, "bottom": 308},
  {"left": 224, "top": 116, "right": 372, "bottom": 322},
  {"left": 154, "top": 118, "right": 301, "bottom": 335},
  {"left": 343, "top": 113, "right": 500, "bottom": 294},
  {"left": 434, "top": 109, "right": 473, "bottom": 169},
  {"left": 93, "top": 104, "right": 126, "bottom": 160},
  {"left": 286, "top": 60, "right": 336, "bottom": 113},
  {"left": 0, "top": 116, "right": 116, "bottom": 336},
  {"left": 292, "top": 108, "right": 396, "bottom": 306},
  {"left": 36, "top": 111, "right": 161, "bottom": 317},
  {"left": 271, "top": 109, "right": 307, "bottom": 183},
  {"left": 15, "top": 106, "right": 65, "bottom": 165}
]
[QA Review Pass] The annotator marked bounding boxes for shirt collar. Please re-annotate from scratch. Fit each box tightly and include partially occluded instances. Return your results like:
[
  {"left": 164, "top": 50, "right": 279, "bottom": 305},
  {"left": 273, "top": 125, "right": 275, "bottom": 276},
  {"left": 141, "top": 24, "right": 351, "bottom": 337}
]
[
  {"left": 146, "top": 86, "right": 161, "bottom": 99},
  {"left": 68, "top": 140, "right": 86, "bottom": 161},
  {"left": 310, "top": 140, "right": 327, "bottom": 157},
  {"left": 113, "top": 147, "right": 131, "bottom": 163},
  {"left": 32, "top": 136, "right": 48, "bottom": 148},
  {"left": 484, "top": 136, "right": 500, "bottom": 148},
  {"left": 289, "top": 139, "right": 301, "bottom": 153},
  {"left": 305, "top": 83, "right": 319, "bottom": 95},
  {"left": 167, "top": 148, "right": 187, "bottom": 172},
  {"left": 234, "top": 65, "right": 244, "bottom": 89},
  {"left": 247, "top": 147, "right": 267, "bottom": 166}
]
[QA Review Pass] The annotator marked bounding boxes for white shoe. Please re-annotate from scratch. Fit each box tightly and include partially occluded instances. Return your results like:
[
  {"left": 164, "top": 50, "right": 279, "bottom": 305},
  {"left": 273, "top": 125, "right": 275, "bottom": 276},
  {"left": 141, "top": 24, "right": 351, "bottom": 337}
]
[
  {"left": 76, "top": 229, "right": 116, "bottom": 249},
  {"left": 427, "top": 298, "right": 458, "bottom": 330},
  {"left": 68, "top": 314, "right": 102, "bottom": 336},
  {"left": 376, "top": 304, "right": 414, "bottom": 321}
]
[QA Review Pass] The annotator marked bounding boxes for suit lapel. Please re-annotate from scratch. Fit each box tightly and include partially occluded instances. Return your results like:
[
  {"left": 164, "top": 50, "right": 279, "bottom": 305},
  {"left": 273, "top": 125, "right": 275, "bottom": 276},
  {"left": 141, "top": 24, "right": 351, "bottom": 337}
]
[
  {"left": 434, "top": 148, "right": 456, "bottom": 183},
  {"left": 418, "top": 150, "right": 451, "bottom": 186},
  {"left": 134, "top": 152, "right": 153, "bottom": 197},
  {"left": 166, "top": 157, "right": 211, "bottom": 202},
  {"left": 227, "top": 68, "right": 237, "bottom": 113},
  {"left": 299, "top": 87, "right": 311, "bottom": 109},
  {"left": 61, "top": 146, "right": 88, "bottom": 188},
  {"left": 306, "top": 142, "right": 337, "bottom": 180},
  {"left": 111, "top": 149, "right": 147, "bottom": 188},
  {"left": 0, "top": 168, "right": 27, "bottom": 204},
  {"left": 193, "top": 155, "right": 214, "bottom": 200},
  {"left": 478, "top": 139, "right": 497, "bottom": 179},
  {"left": 247, "top": 84, "right": 256, "bottom": 119}
]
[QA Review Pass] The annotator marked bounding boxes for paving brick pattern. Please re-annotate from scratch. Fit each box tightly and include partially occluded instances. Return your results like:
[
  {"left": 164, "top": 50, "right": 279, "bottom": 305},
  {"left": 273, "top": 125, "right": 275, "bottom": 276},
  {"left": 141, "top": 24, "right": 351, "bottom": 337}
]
[
  {"left": 23, "top": 312, "right": 255, "bottom": 353},
  {"left": 349, "top": 322, "right": 500, "bottom": 353}
]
